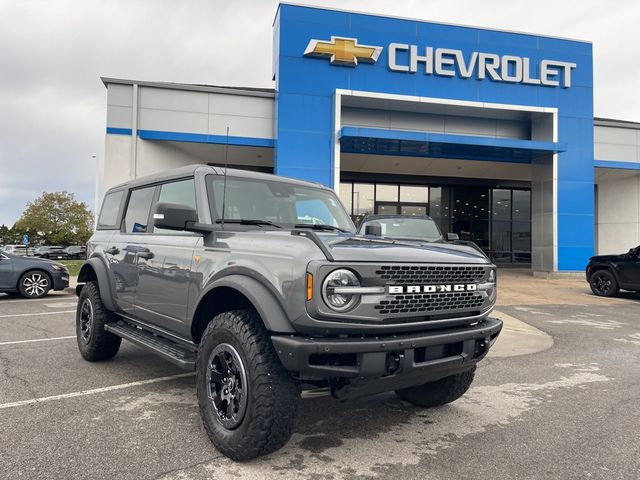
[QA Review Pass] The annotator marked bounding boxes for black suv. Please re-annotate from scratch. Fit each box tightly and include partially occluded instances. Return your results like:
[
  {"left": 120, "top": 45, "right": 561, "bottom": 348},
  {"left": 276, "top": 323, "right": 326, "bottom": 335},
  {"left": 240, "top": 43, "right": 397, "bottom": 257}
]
[
  {"left": 586, "top": 245, "right": 640, "bottom": 297},
  {"left": 76, "top": 165, "right": 501, "bottom": 460}
]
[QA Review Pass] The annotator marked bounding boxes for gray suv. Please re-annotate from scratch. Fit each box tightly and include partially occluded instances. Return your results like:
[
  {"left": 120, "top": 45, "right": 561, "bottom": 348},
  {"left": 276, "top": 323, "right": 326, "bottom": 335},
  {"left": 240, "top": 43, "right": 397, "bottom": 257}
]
[{"left": 76, "top": 165, "right": 502, "bottom": 460}]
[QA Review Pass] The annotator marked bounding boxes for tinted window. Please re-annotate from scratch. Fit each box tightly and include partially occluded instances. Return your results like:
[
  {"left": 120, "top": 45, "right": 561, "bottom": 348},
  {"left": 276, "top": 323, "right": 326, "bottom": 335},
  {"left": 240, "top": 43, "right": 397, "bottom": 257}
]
[
  {"left": 98, "top": 191, "right": 124, "bottom": 228},
  {"left": 158, "top": 179, "right": 196, "bottom": 209},
  {"left": 123, "top": 187, "right": 155, "bottom": 233},
  {"left": 153, "top": 179, "right": 197, "bottom": 234}
]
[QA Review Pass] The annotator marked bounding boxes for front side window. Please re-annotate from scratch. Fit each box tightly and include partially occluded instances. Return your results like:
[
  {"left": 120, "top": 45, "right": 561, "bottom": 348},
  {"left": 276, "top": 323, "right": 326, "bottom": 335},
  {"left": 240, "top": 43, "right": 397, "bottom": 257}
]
[
  {"left": 123, "top": 186, "right": 155, "bottom": 233},
  {"left": 98, "top": 190, "right": 124, "bottom": 229},
  {"left": 153, "top": 179, "right": 197, "bottom": 234},
  {"left": 207, "top": 176, "right": 355, "bottom": 232}
]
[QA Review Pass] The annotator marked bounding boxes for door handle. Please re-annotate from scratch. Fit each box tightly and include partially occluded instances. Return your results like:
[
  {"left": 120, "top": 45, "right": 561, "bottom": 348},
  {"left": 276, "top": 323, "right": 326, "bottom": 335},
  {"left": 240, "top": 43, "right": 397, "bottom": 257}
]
[{"left": 105, "top": 246, "right": 119, "bottom": 255}]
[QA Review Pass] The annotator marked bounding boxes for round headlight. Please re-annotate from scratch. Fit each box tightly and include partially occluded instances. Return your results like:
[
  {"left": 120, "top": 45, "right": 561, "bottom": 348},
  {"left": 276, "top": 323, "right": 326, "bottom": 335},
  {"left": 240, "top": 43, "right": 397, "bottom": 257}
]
[{"left": 322, "top": 269, "right": 360, "bottom": 312}]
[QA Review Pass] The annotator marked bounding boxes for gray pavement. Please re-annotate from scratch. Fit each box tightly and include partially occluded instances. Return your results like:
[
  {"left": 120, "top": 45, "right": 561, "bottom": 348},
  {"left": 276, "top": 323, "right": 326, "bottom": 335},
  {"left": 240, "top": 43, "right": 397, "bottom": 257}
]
[{"left": 0, "top": 291, "right": 639, "bottom": 479}]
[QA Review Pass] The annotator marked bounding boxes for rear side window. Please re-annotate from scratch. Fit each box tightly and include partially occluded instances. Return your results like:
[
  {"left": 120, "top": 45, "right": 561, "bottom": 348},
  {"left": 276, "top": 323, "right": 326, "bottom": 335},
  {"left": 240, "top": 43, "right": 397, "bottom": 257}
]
[
  {"left": 153, "top": 179, "right": 197, "bottom": 234},
  {"left": 97, "top": 191, "right": 124, "bottom": 229},
  {"left": 123, "top": 186, "right": 156, "bottom": 233}
]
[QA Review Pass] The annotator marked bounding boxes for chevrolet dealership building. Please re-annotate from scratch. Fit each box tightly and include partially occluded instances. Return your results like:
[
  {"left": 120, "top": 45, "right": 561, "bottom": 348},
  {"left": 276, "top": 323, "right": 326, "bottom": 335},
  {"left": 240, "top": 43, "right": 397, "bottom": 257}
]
[{"left": 102, "top": 4, "right": 640, "bottom": 273}]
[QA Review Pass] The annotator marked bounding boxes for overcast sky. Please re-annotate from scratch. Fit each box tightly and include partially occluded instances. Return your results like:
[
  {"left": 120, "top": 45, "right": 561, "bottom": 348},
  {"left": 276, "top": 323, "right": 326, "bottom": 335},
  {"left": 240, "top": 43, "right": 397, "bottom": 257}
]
[{"left": 1, "top": 0, "right": 638, "bottom": 227}]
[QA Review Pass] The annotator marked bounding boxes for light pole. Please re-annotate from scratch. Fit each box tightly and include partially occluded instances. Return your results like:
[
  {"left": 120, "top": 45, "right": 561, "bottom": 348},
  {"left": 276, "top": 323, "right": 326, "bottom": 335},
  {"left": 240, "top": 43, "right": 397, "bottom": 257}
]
[{"left": 92, "top": 154, "right": 98, "bottom": 228}]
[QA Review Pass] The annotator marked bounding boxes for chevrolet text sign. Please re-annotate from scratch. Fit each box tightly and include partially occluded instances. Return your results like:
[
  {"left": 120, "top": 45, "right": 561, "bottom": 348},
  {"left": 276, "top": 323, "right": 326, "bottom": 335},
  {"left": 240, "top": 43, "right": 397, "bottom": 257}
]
[{"left": 304, "top": 36, "right": 576, "bottom": 88}]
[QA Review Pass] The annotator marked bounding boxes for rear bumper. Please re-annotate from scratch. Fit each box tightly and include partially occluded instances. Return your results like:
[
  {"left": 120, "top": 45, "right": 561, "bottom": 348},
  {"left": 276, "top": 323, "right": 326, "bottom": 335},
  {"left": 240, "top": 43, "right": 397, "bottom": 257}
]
[{"left": 272, "top": 317, "right": 502, "bottom": 397}]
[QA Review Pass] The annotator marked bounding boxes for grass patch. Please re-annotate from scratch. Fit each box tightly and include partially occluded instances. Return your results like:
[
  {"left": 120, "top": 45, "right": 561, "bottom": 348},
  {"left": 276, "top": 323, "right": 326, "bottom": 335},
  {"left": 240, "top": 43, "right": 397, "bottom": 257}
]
[{"left": 59, "top": 260, "right": 84, "bottom": 276}]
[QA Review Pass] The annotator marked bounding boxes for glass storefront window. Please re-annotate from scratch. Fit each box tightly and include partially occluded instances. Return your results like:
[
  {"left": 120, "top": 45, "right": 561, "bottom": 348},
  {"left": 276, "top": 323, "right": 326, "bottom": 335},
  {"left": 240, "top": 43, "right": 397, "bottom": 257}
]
[
  {"left": 353, "top": 184, "right": 374, "bottom": 218},
  {"left": 341, "top": 180, "right": 531, "bottom": 264},
  {"left": 400, "top": 185, "right": 428, "bottom": 203},
  {"left": 429, "top": 187, "right": 449, "bottom": 218},
  {"left": 339, "top": 183, "right": 352, "bottom": 214},
  {"left": 512, "top": 190, "right": 531, "bottom": 222},
  {"left": 376, "top": 184, "right": 398, "bottom": 202},
  {"left": 512, "top": 221, "right": 531, "bottom": 252},
  {"left": 492, "top": 189, "right": 511, "bottom": 221}
]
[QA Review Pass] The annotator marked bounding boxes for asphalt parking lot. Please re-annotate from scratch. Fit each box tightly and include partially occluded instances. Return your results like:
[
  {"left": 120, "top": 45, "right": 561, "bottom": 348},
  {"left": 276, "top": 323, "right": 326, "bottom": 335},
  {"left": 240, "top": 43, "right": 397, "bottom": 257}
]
[{"left": 1, "top": 281, "right": 639, "bottom": 480}]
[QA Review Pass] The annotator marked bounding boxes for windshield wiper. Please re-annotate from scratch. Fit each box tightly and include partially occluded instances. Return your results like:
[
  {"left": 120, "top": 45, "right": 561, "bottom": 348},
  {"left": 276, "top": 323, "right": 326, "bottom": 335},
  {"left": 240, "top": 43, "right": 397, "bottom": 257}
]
[
  {"left": 216, "top": 219, "right": 282, "bottom": 228},
  {"left": 293, "top": 223, "right": 349, "bottom": 233}
]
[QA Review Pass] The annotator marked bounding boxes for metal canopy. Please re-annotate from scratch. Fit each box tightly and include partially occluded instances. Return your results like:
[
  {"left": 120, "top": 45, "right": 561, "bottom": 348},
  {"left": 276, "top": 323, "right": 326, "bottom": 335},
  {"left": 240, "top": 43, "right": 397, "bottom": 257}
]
[{"left": 340, "top": 127, "right": 565, "bottom": 164}]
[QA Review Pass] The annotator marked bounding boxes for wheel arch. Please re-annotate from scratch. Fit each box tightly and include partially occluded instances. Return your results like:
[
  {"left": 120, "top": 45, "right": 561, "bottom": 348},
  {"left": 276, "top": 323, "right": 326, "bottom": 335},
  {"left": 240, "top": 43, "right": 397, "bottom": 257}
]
[
  {"left": 191, "top": 275, "right": 295, "bottom": 344},
  {"left": 77, "top": 257, "right": 117, "bottom": 311},
  {"left": 589, "top": 264, "right": 620, "bottom": 282}
]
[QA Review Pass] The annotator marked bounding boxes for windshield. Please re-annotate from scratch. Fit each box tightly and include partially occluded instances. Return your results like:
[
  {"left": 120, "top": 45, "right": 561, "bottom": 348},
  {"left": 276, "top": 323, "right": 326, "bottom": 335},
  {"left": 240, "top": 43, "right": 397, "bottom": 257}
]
[
  {"left": 207, "top": 175, "right": 355, "bottom": 232},
  {"left": 360, "top": 217, "right": 443, "bottom": 242}
]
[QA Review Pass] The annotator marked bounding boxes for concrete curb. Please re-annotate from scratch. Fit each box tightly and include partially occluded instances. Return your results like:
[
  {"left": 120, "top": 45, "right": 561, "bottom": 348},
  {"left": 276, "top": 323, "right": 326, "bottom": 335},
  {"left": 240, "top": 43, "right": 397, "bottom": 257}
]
[{"left": 489, "top": 310, "right": 554, "bottom": 358}]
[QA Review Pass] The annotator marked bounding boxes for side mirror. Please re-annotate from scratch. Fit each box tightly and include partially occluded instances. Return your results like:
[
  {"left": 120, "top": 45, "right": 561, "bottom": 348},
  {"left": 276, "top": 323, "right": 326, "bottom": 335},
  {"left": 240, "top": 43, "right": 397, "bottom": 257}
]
[
  {"left": 446, "top": 232, "right": 460, "bottom": 241},
  {"left": 153, "top": 202, "right": 198, "bottom": 231},
  {"left": 364, "top": 223, "right": 382, "bottom": 236}
]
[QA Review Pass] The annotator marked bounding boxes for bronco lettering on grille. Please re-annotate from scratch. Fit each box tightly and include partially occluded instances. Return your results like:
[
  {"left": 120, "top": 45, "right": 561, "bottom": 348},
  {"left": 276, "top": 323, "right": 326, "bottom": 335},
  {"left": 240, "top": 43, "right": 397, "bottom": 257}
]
[{"left": 388, "top": 284, "right": 478, "bottom": 294}]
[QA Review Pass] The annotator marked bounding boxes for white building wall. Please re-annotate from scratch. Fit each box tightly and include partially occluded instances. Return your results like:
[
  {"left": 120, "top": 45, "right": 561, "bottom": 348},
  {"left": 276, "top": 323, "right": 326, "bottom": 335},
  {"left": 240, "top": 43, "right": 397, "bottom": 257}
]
[
  {"left": 594, "top": 124, "right": 640, "bottom": 164},
  {"left": 103, "top": 79, "right": 275, "bottom": 191},
  {"left": 104, "top": 134, "right": 132, "bottom": 189},
  {"left": 596, "top": 173, "right": 640, "bottom": 254}
]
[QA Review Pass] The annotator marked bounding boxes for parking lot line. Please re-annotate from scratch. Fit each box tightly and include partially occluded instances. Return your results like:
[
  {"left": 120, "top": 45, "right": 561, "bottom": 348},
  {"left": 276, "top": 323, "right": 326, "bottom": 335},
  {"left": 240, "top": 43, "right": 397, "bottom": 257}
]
[
  {"left": 0, "top": 373, "right": 195, "bottom": 410},
  {"left": 0, "top": 296, "right": 73, "bottom": 304},
  {"left": 0, "top": 336, "right": 76, "bottom": 346},
  {"left": 0, "top": 310, "right": 75, "bottom": 319}
]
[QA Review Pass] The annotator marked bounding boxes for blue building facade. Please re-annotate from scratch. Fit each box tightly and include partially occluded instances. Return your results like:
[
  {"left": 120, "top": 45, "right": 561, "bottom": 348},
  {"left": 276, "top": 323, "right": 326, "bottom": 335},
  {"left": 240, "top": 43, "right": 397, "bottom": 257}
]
[{"left": 273, "top": 4, "right": 594, "bottom": 272}]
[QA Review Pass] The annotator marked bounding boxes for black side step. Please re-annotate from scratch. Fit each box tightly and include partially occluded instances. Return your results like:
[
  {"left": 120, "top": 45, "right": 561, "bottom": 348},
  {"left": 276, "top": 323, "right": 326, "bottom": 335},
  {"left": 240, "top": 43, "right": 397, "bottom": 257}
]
[{"left": 105, "top": 321, "right": 196, "bottom": 370}]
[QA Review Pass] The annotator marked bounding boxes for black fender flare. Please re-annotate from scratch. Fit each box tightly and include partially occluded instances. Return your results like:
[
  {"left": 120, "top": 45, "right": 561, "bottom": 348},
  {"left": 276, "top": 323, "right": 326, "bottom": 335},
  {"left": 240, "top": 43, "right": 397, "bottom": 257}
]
[
  {"left": 77, "top": 257, "right": 117, "bottom": 312},
  {"left": 199, "top": 274, "right": 295, "bottom": 334}
]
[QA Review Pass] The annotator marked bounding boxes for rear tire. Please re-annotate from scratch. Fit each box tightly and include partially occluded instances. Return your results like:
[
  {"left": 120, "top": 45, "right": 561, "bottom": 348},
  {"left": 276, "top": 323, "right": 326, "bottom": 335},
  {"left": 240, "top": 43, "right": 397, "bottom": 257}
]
[
  {"left": 589, "top": 270, "right": 619, "bottom": 297},
  {"left": 196, "top": 309, "right": 299, "bottom": 461},
  {"left": 396, "top": 366, "right": 476, "bottom": 408},
  {"left": 18, "top": 270, "right": 51, "bottom": 298},
  {"left": 76, "top": 281, "right": 121, "bottom": 361}
]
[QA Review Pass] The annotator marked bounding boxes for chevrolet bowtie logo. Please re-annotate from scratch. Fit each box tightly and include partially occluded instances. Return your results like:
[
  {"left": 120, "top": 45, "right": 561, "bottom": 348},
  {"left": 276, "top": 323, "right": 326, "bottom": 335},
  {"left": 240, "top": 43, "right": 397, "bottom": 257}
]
[{"left": 304, "top": 36, "right": 382, "bottom": 67}]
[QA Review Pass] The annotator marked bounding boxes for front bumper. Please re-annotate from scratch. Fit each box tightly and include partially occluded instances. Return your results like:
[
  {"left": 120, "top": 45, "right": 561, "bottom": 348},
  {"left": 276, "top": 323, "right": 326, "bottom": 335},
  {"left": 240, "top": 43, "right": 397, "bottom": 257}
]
[
  {"left": 272, "top": 317, "right": 502, "bottom": 399},
  {"left": 51, "top": 272, "right": 70, "bottom": 291}
]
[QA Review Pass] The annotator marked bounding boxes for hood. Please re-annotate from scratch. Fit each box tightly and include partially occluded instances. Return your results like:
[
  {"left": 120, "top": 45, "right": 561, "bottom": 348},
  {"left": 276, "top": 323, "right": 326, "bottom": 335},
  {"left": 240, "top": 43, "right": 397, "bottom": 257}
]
[
  {"left": 317, "top": 233, "right": 490, "bottom": 264},
  {"left": 590, "top": 253, "right": 627, "bottom": 262},
  {"left": 16, "top": 255, "right": 61, "bottom": 267}
]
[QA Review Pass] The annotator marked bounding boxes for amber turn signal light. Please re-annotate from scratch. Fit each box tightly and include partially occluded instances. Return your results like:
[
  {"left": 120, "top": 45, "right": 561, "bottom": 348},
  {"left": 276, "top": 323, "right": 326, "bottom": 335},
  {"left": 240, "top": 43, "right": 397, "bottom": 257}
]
[{"left": 306, "top": 273, "right": 313, "bottom": 301}]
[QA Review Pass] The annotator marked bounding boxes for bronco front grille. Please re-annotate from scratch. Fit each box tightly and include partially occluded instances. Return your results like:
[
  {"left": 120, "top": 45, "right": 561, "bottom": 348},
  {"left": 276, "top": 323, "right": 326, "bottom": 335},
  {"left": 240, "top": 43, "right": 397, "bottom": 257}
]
[
  {"left": 375, "top": 265, "right": 486, "bottom": 285},
  {"left": 374, "top": 291, "right": 484, "bottom": 315}
]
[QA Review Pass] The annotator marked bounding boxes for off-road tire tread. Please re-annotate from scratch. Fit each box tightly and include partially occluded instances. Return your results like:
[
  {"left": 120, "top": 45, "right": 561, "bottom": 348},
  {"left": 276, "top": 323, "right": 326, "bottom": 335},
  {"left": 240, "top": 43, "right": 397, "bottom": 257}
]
[
  {"left": 76, "top": 281, "right": 121, "bottom": 361},
  {"left": 396, "top": 366, "right": 476, "bottom": 408},
  {"left": 196, "top": 309, "right": 299, "bottom": 461}
]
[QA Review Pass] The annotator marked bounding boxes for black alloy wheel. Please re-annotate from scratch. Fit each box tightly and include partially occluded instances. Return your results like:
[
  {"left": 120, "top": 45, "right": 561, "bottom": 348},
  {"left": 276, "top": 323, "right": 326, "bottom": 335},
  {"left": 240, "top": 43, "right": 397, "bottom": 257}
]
[
  {"left": 589, "top": 270, "right": 619, "bottom": 297},
  {"left": 206, "top": 343, "right": 249, "bottom": 430},
  {"left": 79, "top": 298, "right": 94, "bottom": 342}
]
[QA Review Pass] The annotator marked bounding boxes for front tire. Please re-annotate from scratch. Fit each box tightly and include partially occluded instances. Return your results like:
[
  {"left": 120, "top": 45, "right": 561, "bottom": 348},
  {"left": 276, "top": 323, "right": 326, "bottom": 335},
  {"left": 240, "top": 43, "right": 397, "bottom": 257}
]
[
  {"left": 396, "top": 366, "right": 476, "bottom": 408},
  {"left": 76, "top": 281, "right": 121, "bottom": 361},
  {"left": 196, "top": 309, "right": 299, "bottom": 461},
  {"left": 589, "top": 270, "right": 619, "bottom": 297},
  {"left": 18, "top": 270, "right": 51, "bottom": 298}
]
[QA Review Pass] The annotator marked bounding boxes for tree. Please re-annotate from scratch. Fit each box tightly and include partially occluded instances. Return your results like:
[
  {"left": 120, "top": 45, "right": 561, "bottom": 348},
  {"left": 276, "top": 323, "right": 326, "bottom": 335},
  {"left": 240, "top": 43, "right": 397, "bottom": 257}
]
[
  {"left": 14, "top": 191, "right": 93, "bottom": 246},
  {"left": 0, "top": 224, "right": 20, "bottom": 245}
]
